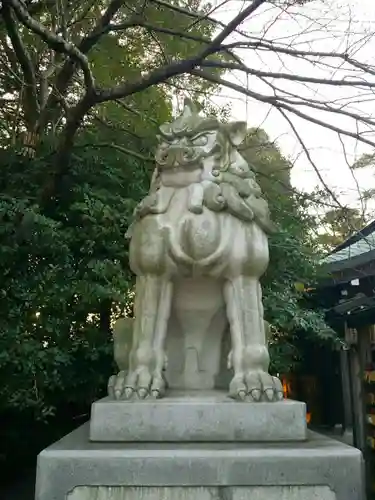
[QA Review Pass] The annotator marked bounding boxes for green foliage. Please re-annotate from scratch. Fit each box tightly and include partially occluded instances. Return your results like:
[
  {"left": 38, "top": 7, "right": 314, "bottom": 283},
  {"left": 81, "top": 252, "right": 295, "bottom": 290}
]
[
  {"left": 243, "top": 129, "right": 336, "bottom": 373},
  {"left": 264, "top": 198, "right": 335, "bottom": 373},
  {"left": 317, "top": 207, "right": 366, "bottom": 251},
  {"left": 0, "top": 145, "right": 144, "bottom": 418},
  {"left": 0, "top": 127, "right": 157, "bottom": 479},
  {"left": 240, "top": 128, "right": 292, "bottom": 193},
  {"left": 350, "top": 152, "right": 375, "bottom": 205},
  {"left": 0, "top": 0, "right": 220, "bottom": 145},
  {"left": 352, "top": 152, "right": 375, "bottom": 170}
]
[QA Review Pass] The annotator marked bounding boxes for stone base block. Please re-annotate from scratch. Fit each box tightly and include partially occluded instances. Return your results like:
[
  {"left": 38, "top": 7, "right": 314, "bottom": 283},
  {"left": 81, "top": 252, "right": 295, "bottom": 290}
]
[
  {"left": 90, "top": 391, "right": 307, "bottom": 442},
  {"left": 35, "top": 423, "right": 364, "bottom": 500},
  {"left": 66, "top": 486, "right": 341, "bottom": 500}
]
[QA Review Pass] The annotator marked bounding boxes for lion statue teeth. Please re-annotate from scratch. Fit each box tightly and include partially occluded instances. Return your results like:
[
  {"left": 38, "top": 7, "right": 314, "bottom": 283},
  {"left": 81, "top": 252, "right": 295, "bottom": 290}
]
[{"left": 108, "top": 99, "right": 283, "bottom": 402}]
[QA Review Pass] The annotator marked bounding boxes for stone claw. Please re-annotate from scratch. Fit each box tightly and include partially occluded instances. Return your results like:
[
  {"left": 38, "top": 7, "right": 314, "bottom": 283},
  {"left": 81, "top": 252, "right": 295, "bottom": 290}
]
[
  {"left": 124, "top": 387, "right": 134, "bottom": 399},
  {"left": 108, "top": 369, "right": 167, "bottom": 400},
  {"left": 229, "top": 375, "right": 247, "bottom": 400},
  {"left": 229, "top": 371, "right": 284, "bottom": 402},
  {"left": 238, "top": 390, "right": 247, "bottom": 400},
  {"left": 276, "top": 390, "right": 284, "bottom": 401},
  {"left": 265, "top": 388, "right": 275, "bottom": 401},
  {"left": 249, "top": 389, "right": 261, "bottom": 401},
  {"left": 150, "top": 376, "right": 166, "bottom": 399},
  {"left": 137, "top": 388, "right": 149, "bottom": 399}
]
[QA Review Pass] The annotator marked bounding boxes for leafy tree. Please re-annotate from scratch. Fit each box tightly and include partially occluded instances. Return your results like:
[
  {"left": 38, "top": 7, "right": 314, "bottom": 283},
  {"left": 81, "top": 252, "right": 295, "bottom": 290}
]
[
  {"left": 316, "top": 207, "right": 366, "bottom": 251},
  {"left": 240, "top": 127, "right": 292, "bottom": 193},
  {"left": 349, "top": 153, "right": 375, "bottom": 207},
  {"left": 352, "top": 153, "right": 375, "bottom": 172},
  {"left": 0, "top": 136, "right": 155, "bottom": 477}
]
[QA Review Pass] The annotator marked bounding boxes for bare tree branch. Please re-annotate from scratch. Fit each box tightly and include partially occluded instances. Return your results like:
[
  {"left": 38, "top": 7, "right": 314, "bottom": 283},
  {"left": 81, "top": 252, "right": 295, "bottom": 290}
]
[
  {"left": 40, "top": 94, "right": 92, "bottom": 202},
  {"left": 277, "top": 107, "right": 343, "bottom": 208},
  {"left": 58, "top": 0, "right": 68, "bottom": 40},
  {"left": 110, "top": 18, "right": 243, "bottom": 65},
  {"left": 258, "top": 76, "right": 375, "bottom": 128},
  {"left": 91, "top": 113, "right": 147, "bottom": 141},
  {"left": 0, "top": 33, "right": 21, "bottom": 74},
  {"left": 72, "top": 142, "right": 154, "bottom": 163},
  {"left": 201, "top": 0, "right": 266, "bottom": 55},
  {"left": 0, "top": 0, "right": 55, "bottom": 27},
  {"left": 200, "top": 60, "right": 375, "bottom": 89},
  {"left": 190, "top": 68, "right": 375, "bottom": 150},
  {"left": 115, "top": 100, "right": 159, "bottom": 125},
  {"left": 96, "top": 0, "right": 267, "bottom": 102},
  {"left": 108, "top": 21, "right": 243, "bottom": 67},
  {"left": 109, "top": 21, "right": 211, "bottom": 44},
  {"left": 67, "top": 0, "right": 97, "bottom": 29},
  {"left": 149, "top": 0, "right": 229, "bottom": 30},
  {"left": 337, "top": 132, "right": 366, "bottom": 218},
  {"left": 1, "top": 4, "right": 39, "bottom": 127},
  {"left": 223, "top": 40, "right": 375, "bottom": 78},
  {"left": 4, "top": 0, "right": 95, "bottom": 93},
  {"left": 77, "top": 4, "right": 136, "bottom": 53},
  {"left": 2, "top": 0, "right": 263, "bottom": 130},
  {"left": 186, "top": 0, "right": 232, "bottom": 31},
  {"left": 37, "top": 0, "right": 128, "bottom": 131},
  {"left": 34, "top": 0, "right": 268, "bottom": 205}
]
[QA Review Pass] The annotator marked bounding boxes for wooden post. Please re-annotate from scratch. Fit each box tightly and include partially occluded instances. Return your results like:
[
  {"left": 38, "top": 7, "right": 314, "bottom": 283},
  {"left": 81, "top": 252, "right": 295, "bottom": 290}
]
[
  {"left": 356, "top": 325, "right": 372, "bottom": 498},
  {"left": 340, "top": 347, "right": 353, "bottom": 431},
  {"left": 347, "top": 322, "right": 369, "bottom": 451},
  {"left": 349, "top": 346, "right": 365, "bottom": 450}
]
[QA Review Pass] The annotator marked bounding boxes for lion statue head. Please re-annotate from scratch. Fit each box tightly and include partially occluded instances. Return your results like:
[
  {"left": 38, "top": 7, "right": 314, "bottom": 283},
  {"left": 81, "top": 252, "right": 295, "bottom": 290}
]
[{"left": 128, "top": 99, "right": 275, "bottom": 236}]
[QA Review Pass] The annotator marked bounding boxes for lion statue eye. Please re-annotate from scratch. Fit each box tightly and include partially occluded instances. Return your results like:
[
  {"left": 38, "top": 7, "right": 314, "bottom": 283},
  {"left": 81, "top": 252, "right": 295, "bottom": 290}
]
[{"left": 191, "top": 135, "right": 208, "bottom": 146}]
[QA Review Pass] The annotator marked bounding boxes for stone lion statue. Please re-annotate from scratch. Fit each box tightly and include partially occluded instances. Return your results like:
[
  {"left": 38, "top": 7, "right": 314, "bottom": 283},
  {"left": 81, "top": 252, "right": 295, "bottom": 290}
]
[{"left": 108, "top": 99, "right": 283, "bottom": 402}]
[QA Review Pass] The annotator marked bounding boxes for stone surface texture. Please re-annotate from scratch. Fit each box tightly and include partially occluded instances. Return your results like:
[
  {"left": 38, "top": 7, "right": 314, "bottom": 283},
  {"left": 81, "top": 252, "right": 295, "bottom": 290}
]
[
  {"left": 89, "top": 393, "right": 307, "bottom": 442},
  {"left": 35, "top": 424, "right": 364, "bottom": 500},
  {"left": 108, "top": 99, "right": 283, "bottom": 402},
  {"left": 68, "top": 485, "right": 336, "bottom": 500}
]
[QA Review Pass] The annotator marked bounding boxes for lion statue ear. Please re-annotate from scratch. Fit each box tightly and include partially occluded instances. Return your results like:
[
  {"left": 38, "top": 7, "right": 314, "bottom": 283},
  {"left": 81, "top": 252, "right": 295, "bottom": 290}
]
[
  {"left": 183, "top": 98, "right": 202, "bottom": 116},
  {"left": 159, "top": 123, "right": 171, "bottom": 136},
  {"left": 226, "top": 121, "right": 247, "bottom": 146}
]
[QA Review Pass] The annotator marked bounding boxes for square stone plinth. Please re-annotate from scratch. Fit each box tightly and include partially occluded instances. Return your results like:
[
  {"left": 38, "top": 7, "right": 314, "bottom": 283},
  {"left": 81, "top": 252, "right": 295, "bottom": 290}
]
[
  {"left": 89, "top": 391, "right": 307, "bottom": 442},
  {"left": 35, "top": 423, "right": 364, "bottom": 500}
]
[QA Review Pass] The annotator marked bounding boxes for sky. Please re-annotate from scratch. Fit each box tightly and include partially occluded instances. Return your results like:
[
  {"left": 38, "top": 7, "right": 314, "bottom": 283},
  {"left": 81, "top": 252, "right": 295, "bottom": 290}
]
[{"left": 206, "top": 0, "right": 375, "bottom": 219}]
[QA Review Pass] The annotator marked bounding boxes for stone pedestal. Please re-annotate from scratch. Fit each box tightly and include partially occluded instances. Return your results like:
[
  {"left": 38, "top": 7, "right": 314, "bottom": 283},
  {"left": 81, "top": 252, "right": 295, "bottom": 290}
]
[
  {"left": 35, "top": 423, "right": 364, "bottom": 500},
  {"left": 35, "top": 394, "right": 365, "bottom": 500},
  {"left": 90, "top": 392, "right": 307, "bottom": 442}
]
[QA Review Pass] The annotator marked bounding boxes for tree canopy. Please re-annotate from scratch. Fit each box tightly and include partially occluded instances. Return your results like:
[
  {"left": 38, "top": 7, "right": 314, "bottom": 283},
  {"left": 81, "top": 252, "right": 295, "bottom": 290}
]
[{"left": 317, "top": 207, "right": 366, "bottom": 251}]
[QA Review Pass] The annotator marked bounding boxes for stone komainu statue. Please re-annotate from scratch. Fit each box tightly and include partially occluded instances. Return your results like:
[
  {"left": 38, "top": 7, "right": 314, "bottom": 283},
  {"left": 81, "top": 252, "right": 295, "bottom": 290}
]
[{"left": 108, "top": 100, "right": 283, "bottom": 402}]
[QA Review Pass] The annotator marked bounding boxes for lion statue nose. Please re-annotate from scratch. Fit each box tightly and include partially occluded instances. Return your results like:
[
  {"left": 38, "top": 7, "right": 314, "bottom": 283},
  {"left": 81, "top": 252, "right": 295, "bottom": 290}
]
[
  {"left": 157, "top": 147, "right": 177, "bottom": 167},
  {"left": 161, "top": 146, "right": 195, "bottom": 168},
  {"left": 166, "top": 148, "right": 180, "bottom": 167}
]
